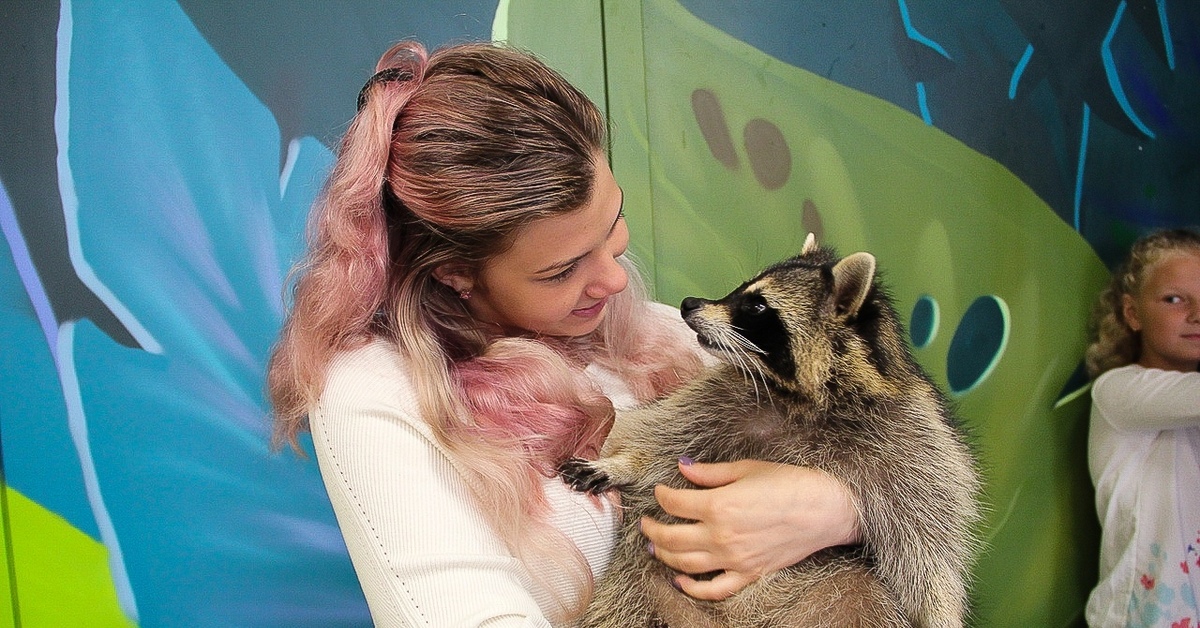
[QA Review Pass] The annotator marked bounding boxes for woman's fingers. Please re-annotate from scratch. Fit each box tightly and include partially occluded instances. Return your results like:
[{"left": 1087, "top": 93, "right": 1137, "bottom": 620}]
[
  {"left": 643, "top": 517, "right": 719, "bottom": 574},
  {"left": 675, "top": 458, "right": 751, "bottom": 488},
  {"left": 643, "top": 513, "right": 754, "bottom": 602},
  {"left": 640, "top": 458, "right": 862, "bottom": 601},
  {"left": 651, "top": 482, "right": 712, "bottom": 523},
  {"left": 672, "top": 570, "right": 755, "bottom": 602}
]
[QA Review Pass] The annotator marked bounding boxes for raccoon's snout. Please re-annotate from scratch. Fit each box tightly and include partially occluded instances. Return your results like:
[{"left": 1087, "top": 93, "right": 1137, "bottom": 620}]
[{"left": 680, "top": 296, "right": 709, "bottom": 316}]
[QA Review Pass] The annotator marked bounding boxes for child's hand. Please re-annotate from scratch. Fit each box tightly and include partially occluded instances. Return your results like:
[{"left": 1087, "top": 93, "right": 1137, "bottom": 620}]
[{"left": 641, "top": 458, "right": 861, "bottom": 600}]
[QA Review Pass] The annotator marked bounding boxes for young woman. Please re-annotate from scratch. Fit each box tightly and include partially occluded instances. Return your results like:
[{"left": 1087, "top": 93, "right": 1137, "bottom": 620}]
[
  {"left": 1084, "top": 228, "right": 1200, "bottom": 627},
  {"left": 268, "top": 40, "right": 859, "bottom": 626}
]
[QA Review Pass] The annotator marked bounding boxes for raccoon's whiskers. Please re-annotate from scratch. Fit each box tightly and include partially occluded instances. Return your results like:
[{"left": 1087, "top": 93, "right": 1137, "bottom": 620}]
[
  {"left": 732, "top": 333, "right": 772, "bottom": 401},
  {"left": 713, "top": 333, "right": 757, "bottom": 398},
  {"left": 719, "top": 330, "right": 772, "bottom": 404}
]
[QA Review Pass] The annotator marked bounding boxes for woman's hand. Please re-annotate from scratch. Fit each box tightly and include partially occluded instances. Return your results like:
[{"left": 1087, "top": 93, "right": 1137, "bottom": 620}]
[{"left": 640, "top": 458, "right": 860, "bottom": 601}]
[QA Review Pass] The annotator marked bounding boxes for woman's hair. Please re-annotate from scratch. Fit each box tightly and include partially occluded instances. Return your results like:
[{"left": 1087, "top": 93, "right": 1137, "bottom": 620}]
[
  {"left": 267, "top": 40, "right": 701, "bottom": 619},
  {"left": 1085, "top": 227, "right": 1200, "bottom": 377}
]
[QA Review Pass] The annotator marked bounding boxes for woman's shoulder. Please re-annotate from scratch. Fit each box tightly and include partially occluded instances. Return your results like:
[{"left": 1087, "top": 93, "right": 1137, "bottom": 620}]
[
  {"left": 643, "top": 300, "right": 712, "bottom": 364},
  {"left": 644, "top": 300, "right": 682, "bottom": 319},
  {"left": 327, "top": 335, "right": 408, "bottom": 379},
  {"left": 321, "top": 337, "right": 421, "bottom": 414},
  {"left": 643, "top": 300, "right": 692, "bottom": 341}
]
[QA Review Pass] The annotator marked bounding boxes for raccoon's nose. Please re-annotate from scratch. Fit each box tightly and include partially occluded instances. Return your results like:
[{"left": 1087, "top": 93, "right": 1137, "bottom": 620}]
[{"left": 681, "top": 297, "right": 705, "bottom": 316}]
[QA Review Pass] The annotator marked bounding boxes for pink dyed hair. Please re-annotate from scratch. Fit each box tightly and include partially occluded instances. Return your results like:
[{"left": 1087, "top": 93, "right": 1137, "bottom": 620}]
[{"left": 267, "top": 40, "right": 701, "bottom": 619}]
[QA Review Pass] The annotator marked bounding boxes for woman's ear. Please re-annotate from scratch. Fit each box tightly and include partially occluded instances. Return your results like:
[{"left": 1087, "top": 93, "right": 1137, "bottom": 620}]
[
  {"left": 1121, "top": 293, "right": 1142, "bottom": 332},
  {"left": 433, "top": 264, "right": 473, "bottom": 295}
]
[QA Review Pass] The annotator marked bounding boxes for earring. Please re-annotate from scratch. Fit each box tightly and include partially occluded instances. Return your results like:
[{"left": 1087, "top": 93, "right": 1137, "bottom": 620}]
[{"left": 459, "top": 289, "right": 471, "bottom": 300}]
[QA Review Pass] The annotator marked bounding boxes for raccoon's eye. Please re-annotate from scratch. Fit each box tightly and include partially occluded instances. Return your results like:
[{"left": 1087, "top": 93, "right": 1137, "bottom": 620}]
[{"left": 740, "top": 295, "right": 768, "bottom": 315}]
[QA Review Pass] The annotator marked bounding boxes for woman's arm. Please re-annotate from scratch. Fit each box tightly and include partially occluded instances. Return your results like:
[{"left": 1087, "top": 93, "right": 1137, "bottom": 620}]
[
  {"left": 640, "top": 458, "right": 860, "bottom": 600},
  {"left": 1092, "top": 367, "right": 1200, "bottom": 432},
  {"left": 311, "top": 341, "right": 556, "bottom": 627},
  {"left": 637, "top": 303, "right": 862, "bottom": 600}
]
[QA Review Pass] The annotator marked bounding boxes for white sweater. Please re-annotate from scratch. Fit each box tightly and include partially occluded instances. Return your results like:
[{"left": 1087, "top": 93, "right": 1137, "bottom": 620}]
[
  {"left": 1086, "top": 365, "right": 1200, "bottom": 627},
  {"left": 310, "top": 304, "right": 697, "bottom": 626}
]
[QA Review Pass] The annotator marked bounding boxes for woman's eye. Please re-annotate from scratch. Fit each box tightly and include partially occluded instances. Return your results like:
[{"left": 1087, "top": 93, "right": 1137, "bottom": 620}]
[
  {"left": 1164, "top": 295, "right": 1183, "bottom": 304},
  {"left": 545, "top": 265, "right": 577, "bottom": 283}
]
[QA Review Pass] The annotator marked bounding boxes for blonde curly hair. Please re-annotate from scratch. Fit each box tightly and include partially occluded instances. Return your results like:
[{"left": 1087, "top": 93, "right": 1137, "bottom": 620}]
[{"left": 1085, "top": 227, "right": 1200, "bottom": 378}]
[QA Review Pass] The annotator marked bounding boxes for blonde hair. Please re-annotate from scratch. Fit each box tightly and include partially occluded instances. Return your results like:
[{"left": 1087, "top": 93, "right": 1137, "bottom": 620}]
[
  {"left": 267, "top": 40, "right": 701, "bottom": 620},
  {"left": 1085, "top": 227, "right": 1200, "bottom": 378}
]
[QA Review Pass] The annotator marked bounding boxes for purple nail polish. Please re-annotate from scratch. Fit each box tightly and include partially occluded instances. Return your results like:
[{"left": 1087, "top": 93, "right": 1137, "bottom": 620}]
[
  {"left": 679, "top": 455, "right": 695, "bottom": 466},
  {"left": 670, "top": 577, "right": 683, "bottom": 593},
  {"left": 646, "top": 541, "right": 655, "bottom": 557}
]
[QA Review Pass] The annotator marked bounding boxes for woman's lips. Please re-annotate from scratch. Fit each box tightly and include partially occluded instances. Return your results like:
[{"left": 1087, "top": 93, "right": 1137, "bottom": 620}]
[{"left": 572, "top": 298, "right": 608, "bottom": 319}]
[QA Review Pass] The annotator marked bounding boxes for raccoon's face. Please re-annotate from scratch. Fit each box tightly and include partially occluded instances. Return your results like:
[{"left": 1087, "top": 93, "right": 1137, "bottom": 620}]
[
  {"left": 680, "top": 241, "right": 877, "bottom": 396},
  {"left": 681, "top": 284, "right": 801, "bottom": 390}
]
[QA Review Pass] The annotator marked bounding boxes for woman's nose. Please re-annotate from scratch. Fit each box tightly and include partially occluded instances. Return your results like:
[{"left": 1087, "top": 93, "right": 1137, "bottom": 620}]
[{"left": 586, "top": 257, "right": 629, "bottom": 298}]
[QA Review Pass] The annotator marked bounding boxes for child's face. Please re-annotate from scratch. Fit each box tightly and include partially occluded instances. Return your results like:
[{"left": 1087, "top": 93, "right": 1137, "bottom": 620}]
[{"left": 1123, "top": 251, "right": 1200, "bottom": 371}]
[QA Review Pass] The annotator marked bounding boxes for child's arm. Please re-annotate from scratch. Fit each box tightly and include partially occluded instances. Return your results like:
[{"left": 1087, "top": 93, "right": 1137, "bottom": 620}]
[{"left": 1092, "top": 367, "right": 1200, "bottom": 431}]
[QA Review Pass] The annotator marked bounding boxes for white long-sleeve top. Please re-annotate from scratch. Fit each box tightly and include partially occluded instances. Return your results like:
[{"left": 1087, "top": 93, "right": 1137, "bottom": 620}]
[
  {"left": 1086, "top": 365, "right": 1200, "bottom": 628},
  {"left": 310, "top": 303, "right": 698, "bottom": 626}
]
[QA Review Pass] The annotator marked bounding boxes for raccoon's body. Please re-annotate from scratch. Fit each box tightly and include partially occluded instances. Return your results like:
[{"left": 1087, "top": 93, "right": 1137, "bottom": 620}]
[{"left": 560, "top": 237, "right": 980, "bottom": 628}]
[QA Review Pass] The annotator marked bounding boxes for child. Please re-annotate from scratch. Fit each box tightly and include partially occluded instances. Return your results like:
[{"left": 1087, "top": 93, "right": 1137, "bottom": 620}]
[{"left": 1084, "top": 228, "right": 1200, "bottom": 627}]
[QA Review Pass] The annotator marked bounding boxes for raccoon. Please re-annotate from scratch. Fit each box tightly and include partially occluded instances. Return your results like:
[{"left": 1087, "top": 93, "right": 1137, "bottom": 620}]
[{"left": 560, "top": 235, "right": 980, "bottom": 628}]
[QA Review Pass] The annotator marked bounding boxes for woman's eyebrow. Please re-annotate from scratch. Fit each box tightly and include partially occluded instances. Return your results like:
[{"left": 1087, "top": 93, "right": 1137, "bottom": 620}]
[
  {"left": 534, "top": 189, "right": 625, "bottom": 276},
  {"left": 536, "top": 253, "right": 586, "bottom": 276}
]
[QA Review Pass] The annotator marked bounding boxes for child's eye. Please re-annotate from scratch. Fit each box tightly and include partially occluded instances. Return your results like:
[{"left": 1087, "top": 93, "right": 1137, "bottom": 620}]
[{"left": 1164, "top": 295, "right": 1183, "bottom": 304}]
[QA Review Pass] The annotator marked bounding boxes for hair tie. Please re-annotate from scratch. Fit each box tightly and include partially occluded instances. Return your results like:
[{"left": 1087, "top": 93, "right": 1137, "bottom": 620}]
[{"left": 356, "top": 68, "right": 414, "bottom": 111}]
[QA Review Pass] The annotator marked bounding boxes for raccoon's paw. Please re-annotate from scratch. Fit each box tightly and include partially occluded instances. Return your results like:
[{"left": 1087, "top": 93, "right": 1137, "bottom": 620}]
[{"left": 558, "top": 458, "right": 613, "bottom": 494}]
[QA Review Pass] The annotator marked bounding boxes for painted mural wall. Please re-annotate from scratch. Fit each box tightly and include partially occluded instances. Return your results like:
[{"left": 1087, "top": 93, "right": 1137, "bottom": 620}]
[{"left": 0, "top": 1, "right": 1194, "bottom": 626}]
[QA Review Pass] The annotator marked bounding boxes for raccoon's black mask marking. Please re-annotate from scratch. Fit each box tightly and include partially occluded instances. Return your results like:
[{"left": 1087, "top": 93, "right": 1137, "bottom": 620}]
[
  {"left": 730, "top": 291, "right": 796, "bottom": 381},
  {"left": 681, "top": 290, "right": 797, "bottom": 384}
]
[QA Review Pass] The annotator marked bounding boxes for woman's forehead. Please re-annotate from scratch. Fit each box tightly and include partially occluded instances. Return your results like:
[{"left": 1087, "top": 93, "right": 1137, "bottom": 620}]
[{"left": 493, "top": 164, "right": 622, "bottom": 275}]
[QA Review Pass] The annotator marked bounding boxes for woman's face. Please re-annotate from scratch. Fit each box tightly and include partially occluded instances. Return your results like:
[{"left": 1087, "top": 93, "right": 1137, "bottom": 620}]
[
  {"left": 1123, "top": 251, "right": 1200, "bottom": 372},
  {"left": 466, "top": 158, "right": 630, "bottom": 338}
]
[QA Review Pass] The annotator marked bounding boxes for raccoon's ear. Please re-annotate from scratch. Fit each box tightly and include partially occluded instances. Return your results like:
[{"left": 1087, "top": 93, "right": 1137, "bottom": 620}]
[
  {"left": 802, "top": 232, "right": 818, "bottom": 254},
  {"left": 830, "top": 252, "right": 876, "bottom": 319}
]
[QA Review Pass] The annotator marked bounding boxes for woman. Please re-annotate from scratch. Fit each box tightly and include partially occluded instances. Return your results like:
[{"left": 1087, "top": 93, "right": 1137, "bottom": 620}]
[{"left": 269, "top": 40, "right": 859, "bottom": 626}]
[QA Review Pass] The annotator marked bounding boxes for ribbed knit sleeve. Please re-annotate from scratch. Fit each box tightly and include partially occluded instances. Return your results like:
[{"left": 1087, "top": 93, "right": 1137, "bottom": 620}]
[
  {"left": 1092, "top": 366, "right": 1200, "bottom": 431},
  {"left": 1086, "top": 364, "right": 1200, "bottom": 626},
  {"left": 311, "top": 340, "right": 613, "bottom": 627}
]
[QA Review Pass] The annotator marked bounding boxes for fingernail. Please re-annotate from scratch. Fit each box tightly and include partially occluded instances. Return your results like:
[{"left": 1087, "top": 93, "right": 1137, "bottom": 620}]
[
  {"left": 679, "top": 455, "right": 695, "bottom": 466},
  {"left": 646, "top": 541, "right": 655, "bottom": 557},
  {"left": 670, "top": 577, "right": 683, "bottom": 592}
]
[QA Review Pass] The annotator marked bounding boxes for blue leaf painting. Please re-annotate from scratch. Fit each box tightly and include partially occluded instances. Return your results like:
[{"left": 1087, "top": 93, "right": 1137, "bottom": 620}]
[{"left": 56, "top": 0, "right": 369, "bottom": 624}]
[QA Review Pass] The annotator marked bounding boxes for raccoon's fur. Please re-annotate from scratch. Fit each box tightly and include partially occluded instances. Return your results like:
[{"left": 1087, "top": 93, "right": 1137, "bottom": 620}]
[{"left": 560, "top": 235, "right": 980, "bottom": 628}]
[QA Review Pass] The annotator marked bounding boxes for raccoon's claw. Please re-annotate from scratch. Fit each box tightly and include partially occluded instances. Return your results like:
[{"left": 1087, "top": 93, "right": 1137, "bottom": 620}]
[{"left": 558, "top": 457, "right": 613, "bottom": 494}]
